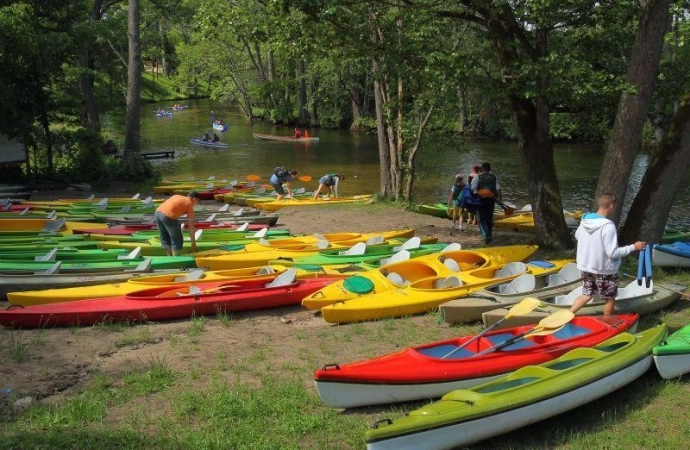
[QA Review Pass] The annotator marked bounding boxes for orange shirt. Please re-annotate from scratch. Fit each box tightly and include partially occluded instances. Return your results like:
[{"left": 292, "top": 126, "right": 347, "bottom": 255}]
[{"left": 156, "top": 195, "right": 195, "bottom": 220}]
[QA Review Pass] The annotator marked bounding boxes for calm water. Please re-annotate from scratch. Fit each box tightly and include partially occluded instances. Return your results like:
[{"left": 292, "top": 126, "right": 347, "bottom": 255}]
[{"left": 135, "top": 99, "right": 690, "bottom": 227}]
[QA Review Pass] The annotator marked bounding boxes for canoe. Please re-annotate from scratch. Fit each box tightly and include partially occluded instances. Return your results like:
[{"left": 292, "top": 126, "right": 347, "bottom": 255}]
[
  {"left": 315, "top": 314, "right": 638, "bottom": 409},
  {"left": 652, "top": 242, "right": 690, "bottom": 267},
  {"left": 319, "top": 259, "right": 570, "bottom": 324},
  {"left": 0, "top": 267, "right": 182, "bottom": 300},
  {"left": 301, "top": 245, "right": 538, "bottom": 310},
  {"left": 0, "top": 270, "right": 344, "bottom": 328},
  {"left": 496, "top": 210, "right": 582, "bottom": 232},
  {"left": 273, "top": 239, "right": 447, "bottom": 267},
  {"left": 0, "top": 248, "right": 130, "bottom": 261},
  {"left": 364, "top": 324, "right": 667, "bottom": 450},
  {"left": 438, "top": 262, "right": 580, "bottom": 323},
  {"left": 257, "top": 195, "right": 373, "bottom": 212},
  {"left": 653, "top": 324, "right": 690, "bottom": 379},
  {"left": 416, "top": 203, "right": 451, "bottom": 219},
  {"left": 252, "top": 133, "right": 320, "bottom": 143},
  {"left": 0, "top": 218, "right": 65, "bottom": 232},
  {"left": 189, "top": 138, "right": 229, "bottom": 148},
  {"left": 0, "top": 255, "right": 196, "bottom": 274},
  {"left": 482, "top": 279, "right": 686, "bottom": 329},
  {"left": 195, "top": 229, "right": 416, "bottom": 270},
  {"left": 7, "top": 264, "right": 346, "bottom": 306}
]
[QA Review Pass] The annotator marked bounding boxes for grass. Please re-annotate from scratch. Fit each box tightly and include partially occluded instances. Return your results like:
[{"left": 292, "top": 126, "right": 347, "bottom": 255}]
[{"left": 8, "top": 331, "right": 27, "bottom": 363}]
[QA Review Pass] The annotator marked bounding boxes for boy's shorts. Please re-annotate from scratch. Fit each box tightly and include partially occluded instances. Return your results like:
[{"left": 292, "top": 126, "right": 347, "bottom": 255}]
[{"left": 581, "top": 271, "right": 618, "bottom": 298}]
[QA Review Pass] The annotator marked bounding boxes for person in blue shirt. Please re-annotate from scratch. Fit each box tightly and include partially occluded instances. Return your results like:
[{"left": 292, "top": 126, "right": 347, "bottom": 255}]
[{"left": 270, "top": 169, "right": 297, "bottom": 200}]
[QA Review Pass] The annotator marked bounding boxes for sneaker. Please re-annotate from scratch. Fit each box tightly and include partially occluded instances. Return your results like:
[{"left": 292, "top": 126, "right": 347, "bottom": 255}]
[{"left": 457, "top": 225, "right": 463, "bottom": 231}]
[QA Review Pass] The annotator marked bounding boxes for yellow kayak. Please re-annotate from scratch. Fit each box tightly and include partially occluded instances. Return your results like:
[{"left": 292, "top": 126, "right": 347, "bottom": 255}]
[
  {"left": 319, "top": 258, "right": 570, "bottom": 324},
  {"left": 257, "top": 195, "right": 373, "bottom": 212},
  {"left": 0, "top": 217, "right": 65, "bottom": 232},
  {"left": 196, "top": 229, "right": 416, "bottom": 270},
  {"left": 7, "top": 264, "right": 344, "bottom": 306},
  {"left": 301, "top": 245, "right": 538, "bottom": 310}
]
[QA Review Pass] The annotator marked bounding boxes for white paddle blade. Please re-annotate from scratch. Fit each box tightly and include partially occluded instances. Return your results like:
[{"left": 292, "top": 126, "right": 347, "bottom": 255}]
[{"left": 236, "top": 222, "right": 249, "bottom": 231}]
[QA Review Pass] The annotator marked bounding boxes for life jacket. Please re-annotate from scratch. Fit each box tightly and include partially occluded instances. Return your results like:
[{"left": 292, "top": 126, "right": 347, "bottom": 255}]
[
  {"left": 476, "top": 173, "right": 497, "bottom": 199},
  {"left": 325, "top": 174, "right": 340, "bottom": 185}
]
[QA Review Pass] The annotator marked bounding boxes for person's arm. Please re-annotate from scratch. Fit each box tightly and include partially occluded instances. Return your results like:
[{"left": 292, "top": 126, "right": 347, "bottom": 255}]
[
  {"left": 285, "top": 181, "right": 293, "bottom": 198},
  {"left": 187, "top": 218, "right": 197, "bottom": 253},
  {"left": 333, "top": 176, "right": 340, "bottom": 197},
  {"left": 447, "top": 188, "right": 454, "bottom": 207},
  {"left": 496, "top": 180, "right": 502, "bottom": 201},
  {"left": 470, "top": 177, "right": 479, "bottom": 194}
]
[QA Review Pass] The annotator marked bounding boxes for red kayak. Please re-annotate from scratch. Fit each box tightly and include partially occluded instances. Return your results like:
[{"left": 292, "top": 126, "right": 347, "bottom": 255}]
[
  {"left": 314, "top": 314, "right": 638, "bottom": 408},
  {"left": 0, "top": 271, "right": 344, "bottom": 328}
]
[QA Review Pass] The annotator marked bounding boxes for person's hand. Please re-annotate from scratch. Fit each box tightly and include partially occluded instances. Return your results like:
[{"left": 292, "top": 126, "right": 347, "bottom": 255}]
[{"left": 633, "top": 241, "right": 646, "bottom": 251}]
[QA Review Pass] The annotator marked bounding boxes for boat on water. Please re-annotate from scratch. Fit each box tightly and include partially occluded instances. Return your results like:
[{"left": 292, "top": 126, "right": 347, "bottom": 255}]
[
  {"left": 189, "top": 138, "right": 229, "bottom": 148},
  {"left": 364, "top": 324, "right": 667, "bottom": 450},
  {"left": 315, "top": 314, "right": 638, "bottom": 409},
  {"left": 653, "top": 323, "right": 690, "bottom": 379},
  {"left": 252, "top": 133, "right": 320, "bottom": 143},
  {"left": 652, "top": 242, "right": 690, "bottom": 268},
  {"left": 482, "top": 279, "right": 687, "bottom": 329},
  {"left": 154, "top": 111, "right": 172, "bottom": 117},
  {"left": 0, "top": 269, "right": 344, "bottom": 328},
  {"left": 438, "top": 262, "right": 580, "bottom": 323},
  {"left": 212, "top": 123, "right": 228, "bottom": 132}
]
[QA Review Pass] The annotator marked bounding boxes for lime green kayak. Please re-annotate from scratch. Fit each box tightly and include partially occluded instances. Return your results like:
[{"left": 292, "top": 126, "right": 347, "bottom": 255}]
[
  {"left": 653, "top": 323, "right": 690, "bottom": 379},
  {"left": 276, "top": 242, "right": 448, "bottom": 267},
  {"left": 0, "top": 241, "right": 101, "bottom": 251},
  {"left": 0, "top": 255, "right": 196, "bottom": 273},
  {"left": 416, "top": 202, "right": 452, "bottom": 219}
]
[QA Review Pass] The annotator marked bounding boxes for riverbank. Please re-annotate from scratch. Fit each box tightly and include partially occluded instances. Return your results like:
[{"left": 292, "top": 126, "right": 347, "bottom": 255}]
[{"left": 1, "top": 187, "right": 689, "bottom": 449}]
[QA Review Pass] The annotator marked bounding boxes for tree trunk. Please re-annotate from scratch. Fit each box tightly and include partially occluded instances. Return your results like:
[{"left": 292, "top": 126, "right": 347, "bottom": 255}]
[
  {"left": 594, "top": 0, "right": 671, "bottom": 220},
  {"left": 122, "top": 0, "right": 146, "bottom": 175},
  {"left": 373, "top": 65, "right": 392, "bottom": 197},
  {"left": 621, "top": 91, "right": 690, "bottom": 244}
]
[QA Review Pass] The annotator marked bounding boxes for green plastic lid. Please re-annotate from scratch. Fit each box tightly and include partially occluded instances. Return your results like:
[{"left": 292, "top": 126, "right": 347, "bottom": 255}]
[
  {"left": 294, "top": 264, "right": 324, "bottom": 272},
  {"left": 343, "top": 275, "right": 375, "bottom": 294}
]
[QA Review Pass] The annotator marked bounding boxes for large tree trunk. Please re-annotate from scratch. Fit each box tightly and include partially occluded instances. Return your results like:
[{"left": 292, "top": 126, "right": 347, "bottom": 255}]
[
  {"left": 594, "top": 0, "right": 672, "bottom": 220},
  {"left": 122, "top": 0, "right": 146, "bottom": 175},
  {"left": 373, "top": 65, "right": 392, "bottom": 197},
  {"left": 621, "top": 91, "right": 690, "bottom": 244}
]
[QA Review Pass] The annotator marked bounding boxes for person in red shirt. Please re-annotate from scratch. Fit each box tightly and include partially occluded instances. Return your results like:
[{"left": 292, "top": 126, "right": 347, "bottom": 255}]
[
  {"left": 292, "top": 128, "right": 303, "bottom": 139},
  {"left": 154, "top": 191, "right": 199, "bottom": 255}
]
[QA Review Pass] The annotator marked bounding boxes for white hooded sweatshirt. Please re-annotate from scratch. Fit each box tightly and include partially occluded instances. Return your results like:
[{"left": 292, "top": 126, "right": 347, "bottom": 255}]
[{"left": 575, "top": 212, "right": 635, "bottom": 275}]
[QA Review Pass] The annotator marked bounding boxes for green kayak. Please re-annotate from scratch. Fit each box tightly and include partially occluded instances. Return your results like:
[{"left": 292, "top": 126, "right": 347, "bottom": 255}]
[
  {"left": 0, "top": 255, "right": 196, "bottom": 274},
  {"left": 0, "top": 248, "right": 130, "bottom": 261},
  {"left": 0, "top": 241, "right": 100, "bottom": 251},
  {"left": 275, "top": 242, "right": 448, "bottom": 267},
  {"left": 653, "top": 323, "right": 690, "bottom": 379},
  {"left": 0, "top": 234, "right": 87, "bottom": 244},
  {"left": 365, "top": 324, "right": 666, "bottom": 450},
  {"left": 416, "top": 202, "right": 451, "bottom": 219}
]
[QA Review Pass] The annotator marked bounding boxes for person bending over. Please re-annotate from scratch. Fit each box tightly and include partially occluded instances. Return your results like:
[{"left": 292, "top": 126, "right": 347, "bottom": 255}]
[
  {"left": 154, "top": 191, "right": 199, "bottom": 256},
  {"left": 313, "top": 174, "right": 345, "bottom": 200},
  {"left": 270, "top": 169, "right": 297, "bottom": 200}
]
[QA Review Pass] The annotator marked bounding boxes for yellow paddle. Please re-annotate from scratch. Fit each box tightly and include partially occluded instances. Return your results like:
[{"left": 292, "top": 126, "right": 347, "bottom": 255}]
[
  {"left": 473, "top": 309, "right": 575, "bottom": 357},
  {"left": 441, "top": 297, "right": 541, "bottom": 359},
  {"left": 246, "top": 174, "right": 312, "bottom": 182}
]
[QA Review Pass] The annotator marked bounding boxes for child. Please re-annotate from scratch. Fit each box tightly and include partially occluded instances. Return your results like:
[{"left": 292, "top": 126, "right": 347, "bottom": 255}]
[{"left": 447, "top": 174, "right": 465, "bottom": 230}]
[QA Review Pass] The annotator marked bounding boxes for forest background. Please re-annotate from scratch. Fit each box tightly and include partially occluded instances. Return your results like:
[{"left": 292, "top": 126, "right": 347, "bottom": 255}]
[{"left": 1, "top": 0, "right": 690, "bottom": 248}]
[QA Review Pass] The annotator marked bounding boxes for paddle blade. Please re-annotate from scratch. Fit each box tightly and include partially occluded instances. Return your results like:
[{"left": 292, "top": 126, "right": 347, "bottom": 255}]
[
  {"left": 246, "top": 174, "right": 262, "bottom": 181},
  {"left": 526, "top": 324, "right": 567, "bottom": 337},
  {"left": 506, "top": 297, "right": 541, "bottom": 318},
  {"left": 298, "top": 176, "right": 312, "bottom": 182},
  {"left": 536, "top": 310, "right": 574, "bottom": 330}
]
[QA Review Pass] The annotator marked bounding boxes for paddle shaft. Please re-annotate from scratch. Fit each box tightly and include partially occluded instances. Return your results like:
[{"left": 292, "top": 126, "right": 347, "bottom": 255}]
[{"left": 441, "top": 318, "right": 508, "bottom": 359}]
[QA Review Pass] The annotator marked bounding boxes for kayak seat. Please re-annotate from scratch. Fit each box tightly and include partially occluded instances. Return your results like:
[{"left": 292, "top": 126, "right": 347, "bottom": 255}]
[
  {"left": 339, "top": 242, "right": 367, "bottom": 256},
  {"left": 495, "top": 262, "right": 528, "bottom": 278},
  {"left": 546, "top": 263, "right": 581, "bottom": 287},
  {"left": 553, "top": 287, "right": 585, "bottom": 305},
  {"left": 386, "top": 272, "right": 410, "bottom": 286},
  {"left": 486, "top": 333, "right": 536, "bottom": 351},
  {"left": 550, "top": 323, "right": 591, "bottom": 340},
  {"left": 393, "top": 237, "right": 421, "bottom": 252},
  {"left": 433, "top": 276, "right": 463, "bottom": 289},
  {"left": 418, "top": 344, "right": 475, "bottom": 359},
  {"left": 365, "top": 236, "right": 385, "bottom": 245},
  {"left": 256, "top": 266, "right": 277, "bottom": 275},
  {"left": 498, "top": 274, "right": 536, "bottom": 295},
  {"left": 379, "top": 250, "right": 410, "bottom": 266},
  {"left": 442, "top": 257, "right": 461, "bottom": 273},
  {"left": 617, "top": 279, "right": 654, "bottom": 299},
  {"left": 265, "top": 268, "right": 297, "bottom": 288},
  {"left": 174, "top": 269, "right": 205, "bottom": 282}
]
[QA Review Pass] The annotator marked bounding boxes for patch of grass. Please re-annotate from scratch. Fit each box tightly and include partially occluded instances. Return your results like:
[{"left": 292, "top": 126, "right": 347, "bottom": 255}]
[
  {"left": 215, "top": 308, "right": 232, "bottom": 326},
  {"left": 115, "top": 327, "right": 153, "bottom": 347},
  {"left": 8, "top": 330, "right": 28, "bottom": 363},
  {"left": 123, "top": 355, "right": 176, "bottom": 396},
  {"left": 31, "top": 329, "right": 47, "bottom": 346},
  {"left": 188, "top": 313, "right": 206, "bottom": 338}
]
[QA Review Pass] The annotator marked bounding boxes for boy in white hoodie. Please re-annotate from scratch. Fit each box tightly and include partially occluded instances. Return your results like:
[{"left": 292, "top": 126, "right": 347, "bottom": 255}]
[{"left": 569, "top": 193, "right": 645, "bottom": 316}]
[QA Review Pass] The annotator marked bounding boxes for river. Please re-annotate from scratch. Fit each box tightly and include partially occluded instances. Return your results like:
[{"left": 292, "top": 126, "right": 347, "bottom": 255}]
[{"left": 133, "top": 99, "right": 690, "bottom": 228}]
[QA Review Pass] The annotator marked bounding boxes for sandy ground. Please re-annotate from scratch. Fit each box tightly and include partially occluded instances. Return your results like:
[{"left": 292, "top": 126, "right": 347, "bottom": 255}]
[{"left": 0, "top": 185, "right": 559, "bottom": 417}]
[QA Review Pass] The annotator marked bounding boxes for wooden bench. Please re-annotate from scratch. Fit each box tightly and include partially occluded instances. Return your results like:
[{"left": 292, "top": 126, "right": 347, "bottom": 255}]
[{"left": 113, "top": 151, "right": 175, "bottom": 160}]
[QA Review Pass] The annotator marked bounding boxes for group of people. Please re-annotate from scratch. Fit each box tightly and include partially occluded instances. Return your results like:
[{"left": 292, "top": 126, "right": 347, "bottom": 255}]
[
  {"left": 447, "top": 162, "right": 500, "bottom": 244},
  {"left": 291, "top": 128, "right": 309, "bottom": 139},
  {"left": 200, "top": 131, "right": 221, "bottom": 142},
  {"left": 268, "top": 168, "right": 344, "bottom": 201}
]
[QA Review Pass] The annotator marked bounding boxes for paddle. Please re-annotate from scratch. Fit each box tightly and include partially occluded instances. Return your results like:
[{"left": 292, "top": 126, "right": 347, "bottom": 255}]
[
  {"left": 644, "top": 244, "right": 652, "bottom": 288},
  {"left": 497, "top": 200, "right": 516, "bottom": 217},
  {"left": 246, "top": 174, "right": 313, "bottom": 182},
  {"left": 441, "top": 297, "right": 541, "bottom": 359},
  {"left": 473, "top": 309, "right": 575, "bottom": 357},
  {"left": 637, "top": 248, "right": 645, "bottom": 286}
]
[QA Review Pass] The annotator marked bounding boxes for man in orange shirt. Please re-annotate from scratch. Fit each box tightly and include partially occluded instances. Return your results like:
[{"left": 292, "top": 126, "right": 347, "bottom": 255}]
[{"left": 154, "top": 191, "right": 199, "bottom": 255}]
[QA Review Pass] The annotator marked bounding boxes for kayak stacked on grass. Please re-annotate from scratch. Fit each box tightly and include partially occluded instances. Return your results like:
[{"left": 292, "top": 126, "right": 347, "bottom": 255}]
[
  {"left": 652, "top": 242, "right": 690, "bottom": 268},
  {"left": 653, "top": 323, "right": 690, "bottom": 379},
  {"left": 315, "top": 314, "right": 638, "bottom": 408},
  {"left": 364, "top": 324, "right": 667, "bottom": 450}
]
